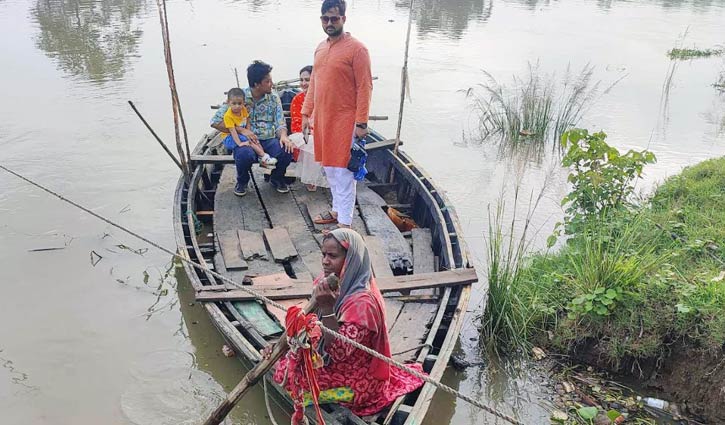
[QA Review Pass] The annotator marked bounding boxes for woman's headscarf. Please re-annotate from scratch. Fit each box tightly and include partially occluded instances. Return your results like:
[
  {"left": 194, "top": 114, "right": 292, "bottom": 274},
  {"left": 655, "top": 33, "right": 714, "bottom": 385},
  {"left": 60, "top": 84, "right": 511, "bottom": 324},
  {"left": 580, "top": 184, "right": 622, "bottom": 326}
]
[
  {"left": 318, "top": 228, "right": 391, "bottom": 380},
  {"left": 327, "top": 228, "right": 373, "bottom": 314}
]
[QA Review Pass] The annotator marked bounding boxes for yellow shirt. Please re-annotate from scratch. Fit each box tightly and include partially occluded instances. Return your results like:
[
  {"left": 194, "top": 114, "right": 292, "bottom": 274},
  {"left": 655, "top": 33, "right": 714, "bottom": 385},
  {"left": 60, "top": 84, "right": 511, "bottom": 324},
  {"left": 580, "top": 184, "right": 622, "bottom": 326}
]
[{"left": 221, "top": 105, "right": 249, "bottom": 139}]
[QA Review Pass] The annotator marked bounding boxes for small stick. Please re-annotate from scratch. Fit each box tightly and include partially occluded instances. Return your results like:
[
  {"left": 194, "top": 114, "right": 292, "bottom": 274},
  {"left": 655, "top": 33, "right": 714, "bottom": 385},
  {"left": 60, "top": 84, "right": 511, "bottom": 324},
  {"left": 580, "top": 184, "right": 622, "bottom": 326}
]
[
  {"left": 234, "top": 67, "right": 240, "bottom": 88},
  {"left": 127, "top": 101, "right": 184, "bottom": 172}
]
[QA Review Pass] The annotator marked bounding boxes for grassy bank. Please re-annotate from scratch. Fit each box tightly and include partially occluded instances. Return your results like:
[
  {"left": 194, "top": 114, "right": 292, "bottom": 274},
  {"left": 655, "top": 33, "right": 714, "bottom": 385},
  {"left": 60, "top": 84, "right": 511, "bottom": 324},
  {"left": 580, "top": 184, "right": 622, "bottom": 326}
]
[{"left": 482, "top": 132, "right": 725, "bottom": 368}]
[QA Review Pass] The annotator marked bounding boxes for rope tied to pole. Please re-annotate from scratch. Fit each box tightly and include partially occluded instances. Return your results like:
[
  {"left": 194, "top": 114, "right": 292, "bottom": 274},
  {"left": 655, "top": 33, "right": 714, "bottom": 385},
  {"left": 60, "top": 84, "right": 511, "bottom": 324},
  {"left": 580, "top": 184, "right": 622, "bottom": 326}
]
[{"left": 0, "top": 163, "right": 524, "bottom": 425}]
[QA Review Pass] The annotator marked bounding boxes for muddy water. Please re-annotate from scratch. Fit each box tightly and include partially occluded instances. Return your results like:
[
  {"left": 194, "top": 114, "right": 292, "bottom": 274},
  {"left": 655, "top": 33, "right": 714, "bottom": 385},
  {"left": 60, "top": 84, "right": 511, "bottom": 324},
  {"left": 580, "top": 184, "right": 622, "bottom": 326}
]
[{"left": 1, "top": 0, "right": 723, "bottom": 424}]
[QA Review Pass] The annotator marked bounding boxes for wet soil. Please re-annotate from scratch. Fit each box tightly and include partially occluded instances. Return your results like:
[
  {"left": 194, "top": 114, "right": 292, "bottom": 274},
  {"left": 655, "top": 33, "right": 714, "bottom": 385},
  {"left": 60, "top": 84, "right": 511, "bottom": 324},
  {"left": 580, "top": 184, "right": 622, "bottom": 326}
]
[{"left": 573, "top": 342, "right": 725, "bottom": 423}]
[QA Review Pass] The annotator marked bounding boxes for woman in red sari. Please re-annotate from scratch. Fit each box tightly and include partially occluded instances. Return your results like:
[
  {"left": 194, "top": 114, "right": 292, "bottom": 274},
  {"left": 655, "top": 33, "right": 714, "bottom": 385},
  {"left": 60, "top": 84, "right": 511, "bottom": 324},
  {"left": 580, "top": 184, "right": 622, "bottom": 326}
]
[{"left": 270, "top": 228, "right": 425, "bottom": 423}]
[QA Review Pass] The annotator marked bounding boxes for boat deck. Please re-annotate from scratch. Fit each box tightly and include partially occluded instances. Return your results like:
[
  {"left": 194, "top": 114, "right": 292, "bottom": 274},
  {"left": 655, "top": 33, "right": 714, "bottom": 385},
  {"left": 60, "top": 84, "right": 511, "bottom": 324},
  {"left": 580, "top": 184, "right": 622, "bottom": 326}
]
[{"left": 211, "top": 164, "right": 440, "bottom": 362}]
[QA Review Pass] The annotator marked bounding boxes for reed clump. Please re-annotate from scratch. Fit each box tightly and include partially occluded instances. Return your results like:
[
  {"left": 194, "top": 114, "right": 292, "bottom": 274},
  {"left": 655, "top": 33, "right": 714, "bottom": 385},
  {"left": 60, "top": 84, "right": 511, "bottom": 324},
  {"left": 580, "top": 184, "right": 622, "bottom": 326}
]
[
  {"left": 467, "top": 63, "right": 601, "bottom": 149},
  {"left": 667, "top": 47, "right": 724, "bottom": 60}
]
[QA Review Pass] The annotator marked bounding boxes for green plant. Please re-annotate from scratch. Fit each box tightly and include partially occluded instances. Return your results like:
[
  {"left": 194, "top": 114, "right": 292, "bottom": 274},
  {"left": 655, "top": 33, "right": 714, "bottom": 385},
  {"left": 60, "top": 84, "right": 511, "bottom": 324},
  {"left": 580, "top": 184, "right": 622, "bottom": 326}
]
[
  {"left": 667, "top": 47, "right": 724, "bottom": 60},
  {"left": 561, "top": 214, "right": 667, "bottom": 323},
  {"left": 568, "top": 287, "right": 621, "bottom": 318},
  {"left": 467, "top": 63, "right": 601, "bottom": 148},
  {"left": 556, "top": 129, "right": 656, "bottom": 236}
]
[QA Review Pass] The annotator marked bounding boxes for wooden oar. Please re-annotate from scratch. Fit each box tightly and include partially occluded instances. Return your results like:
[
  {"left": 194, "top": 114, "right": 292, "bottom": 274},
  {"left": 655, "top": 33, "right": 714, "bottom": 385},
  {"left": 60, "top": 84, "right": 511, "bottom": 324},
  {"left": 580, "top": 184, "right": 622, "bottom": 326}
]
[{"left": 203, "top": 275, "right": 339, "bottom": 425}]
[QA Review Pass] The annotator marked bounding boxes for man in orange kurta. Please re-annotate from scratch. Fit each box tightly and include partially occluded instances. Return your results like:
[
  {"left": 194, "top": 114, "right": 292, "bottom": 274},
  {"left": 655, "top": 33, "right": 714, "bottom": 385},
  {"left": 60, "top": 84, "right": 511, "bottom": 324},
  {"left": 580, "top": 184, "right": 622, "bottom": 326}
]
[{"left": 302, "top": 0, "right": 373, "bottom": 228}]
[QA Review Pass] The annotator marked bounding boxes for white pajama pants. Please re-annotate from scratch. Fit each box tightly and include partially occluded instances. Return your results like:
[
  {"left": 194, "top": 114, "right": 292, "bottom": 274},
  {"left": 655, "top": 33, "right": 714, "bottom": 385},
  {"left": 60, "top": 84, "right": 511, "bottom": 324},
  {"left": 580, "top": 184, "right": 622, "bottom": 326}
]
[{"left": 323, "top": 166, "right": 356, "bottom": 226}]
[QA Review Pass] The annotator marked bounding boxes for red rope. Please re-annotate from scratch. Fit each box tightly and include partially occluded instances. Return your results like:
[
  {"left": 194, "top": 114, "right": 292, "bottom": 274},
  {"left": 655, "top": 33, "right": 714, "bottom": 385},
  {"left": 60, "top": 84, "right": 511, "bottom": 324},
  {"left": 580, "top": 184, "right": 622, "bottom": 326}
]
[{"left": 285, "top": 306, "right": 325, "bottom": 425}]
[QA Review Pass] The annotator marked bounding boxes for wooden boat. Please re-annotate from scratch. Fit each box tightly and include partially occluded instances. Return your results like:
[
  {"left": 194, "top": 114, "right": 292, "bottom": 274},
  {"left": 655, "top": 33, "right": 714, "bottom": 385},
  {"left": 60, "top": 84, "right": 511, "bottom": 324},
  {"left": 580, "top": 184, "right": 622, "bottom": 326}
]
[{"left": 173, "top": 118, "right": 475, "bottom": 424}]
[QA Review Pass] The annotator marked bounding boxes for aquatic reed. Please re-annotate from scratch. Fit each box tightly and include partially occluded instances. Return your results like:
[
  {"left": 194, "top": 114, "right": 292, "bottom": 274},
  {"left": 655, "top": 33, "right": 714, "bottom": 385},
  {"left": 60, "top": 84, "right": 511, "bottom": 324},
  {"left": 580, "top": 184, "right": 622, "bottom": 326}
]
[
  {"left": 667, "top": 47, "right": 724, "bottom": 60},
  {"left": 480, "top": 184, "right": 550, "bottom": 355},
  {"left": 467, "top": 63, "right": 601, "bottom": 149}
]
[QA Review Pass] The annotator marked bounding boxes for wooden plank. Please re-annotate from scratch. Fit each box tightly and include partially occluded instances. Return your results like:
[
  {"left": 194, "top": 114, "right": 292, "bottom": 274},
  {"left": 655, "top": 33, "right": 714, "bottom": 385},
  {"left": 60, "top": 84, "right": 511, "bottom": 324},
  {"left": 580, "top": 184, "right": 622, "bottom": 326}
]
[
  {"left": 221, "top": 301, "right": 268, "bottom": 347},
  {"left": 357, "top": 184, "right": 388, "bottom": 207},
  {"left": 388, "top": 303, "right": 438, "bottom": 362},
  {"left": 385, "top": 299, "right": 404, "bottom": 332},
  {"left": 357, "top": 185, "right": 413, "bottom": 273},
  {"left": 213, "top": 166, "right": 284, "bottom": 278},
  {"left": 252, "top": 272, "right": 299, "bottom": 286},
  {"left": 195, "top": 268, "right": 477, "bottom": 302},
  {"left": 190, "top": 154, "right": 234, "bottom": 164},
  {"left": 217, "top": 231, "right": 248, "bottom": 270},
  {"left": 253, "top": 168, "right": 319, "bottom": 279},
  {"left": 411, "top": 228, "right": 435, "bottom": 296},
  {"left": 411, "top": 228, "right": 435, "bottom": 273},
  {"left": 263, "top": 228, "right": 298, "bottom": 263},
  {"left": 237, "top": 229, "right": 267, "bottom": 260},
  {"left": 366, "top": 139, "right": 401, "bottom": 151},
  {"left": 230, "top": 301, "right": 283, "bottom": 337},
  {"left": 363, "top": 235, "right": 393, "bottom": 278}
]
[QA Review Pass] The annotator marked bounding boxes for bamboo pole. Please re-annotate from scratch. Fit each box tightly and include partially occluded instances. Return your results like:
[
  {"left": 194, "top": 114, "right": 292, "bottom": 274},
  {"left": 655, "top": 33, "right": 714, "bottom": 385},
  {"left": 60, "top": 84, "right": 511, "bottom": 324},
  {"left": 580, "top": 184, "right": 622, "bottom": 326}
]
[
  {"left": 156, "top": 0, "right": 190, "bottom": 179},
  {"left": 161, "top": 0, "right": 192, "bottom": 164},
  {"left": 127, "top": 101, "right": 184, "bottom": 172},
  {"left": 202, "top": 308, "right": 303, "bottom": 425},
  {"left": 393, "top": 0, "right": 415, "bottom": 157},
  {"left": 203, "top": 275, "right": 339, "bottom": 425}
]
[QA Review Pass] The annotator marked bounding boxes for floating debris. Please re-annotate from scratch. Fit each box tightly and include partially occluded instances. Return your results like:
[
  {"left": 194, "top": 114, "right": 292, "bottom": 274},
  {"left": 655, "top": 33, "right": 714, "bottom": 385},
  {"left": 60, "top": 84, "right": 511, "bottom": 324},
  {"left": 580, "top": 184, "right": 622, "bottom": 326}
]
[
  {"left": 90, "top": 250, "right": 103, "bottom": 266},
  {"left": 28, "top": 246, "right": 65, "bottom": 252}
]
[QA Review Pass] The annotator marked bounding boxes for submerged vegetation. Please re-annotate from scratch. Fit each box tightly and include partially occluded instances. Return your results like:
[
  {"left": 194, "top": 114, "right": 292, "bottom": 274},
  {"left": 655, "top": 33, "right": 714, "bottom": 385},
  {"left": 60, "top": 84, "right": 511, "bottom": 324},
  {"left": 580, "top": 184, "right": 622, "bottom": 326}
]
[
  {"left": 667, "top": 46, "right": 724, "bottom": 60},
  {"left": 482, "top": 129, "right": 725, "bottom": 368},
  {"left": 466, "top": 64, "right": 604, "bottom": 148}
]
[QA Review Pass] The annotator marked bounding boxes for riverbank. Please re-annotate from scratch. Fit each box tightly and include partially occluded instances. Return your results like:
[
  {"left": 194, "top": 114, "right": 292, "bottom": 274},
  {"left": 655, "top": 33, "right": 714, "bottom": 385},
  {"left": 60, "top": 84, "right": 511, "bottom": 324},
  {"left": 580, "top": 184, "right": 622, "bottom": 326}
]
[{"left": 483, "top": 138, "right": 725, "bottom": 422}]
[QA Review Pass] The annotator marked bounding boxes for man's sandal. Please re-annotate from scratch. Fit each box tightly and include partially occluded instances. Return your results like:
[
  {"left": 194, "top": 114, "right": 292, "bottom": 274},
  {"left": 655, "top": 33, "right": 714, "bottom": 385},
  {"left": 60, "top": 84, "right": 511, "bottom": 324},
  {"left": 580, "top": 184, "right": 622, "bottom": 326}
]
[{"left": 313, "top": 211, "right": 338, "bottom": 225}]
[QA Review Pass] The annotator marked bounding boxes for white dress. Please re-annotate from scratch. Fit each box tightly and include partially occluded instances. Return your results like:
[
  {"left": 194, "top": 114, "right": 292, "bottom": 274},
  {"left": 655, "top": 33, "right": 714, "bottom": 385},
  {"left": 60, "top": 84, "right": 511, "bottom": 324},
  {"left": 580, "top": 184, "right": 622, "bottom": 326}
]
[{"left": 290, "top": 132, "right": 329, "bottom": 188}]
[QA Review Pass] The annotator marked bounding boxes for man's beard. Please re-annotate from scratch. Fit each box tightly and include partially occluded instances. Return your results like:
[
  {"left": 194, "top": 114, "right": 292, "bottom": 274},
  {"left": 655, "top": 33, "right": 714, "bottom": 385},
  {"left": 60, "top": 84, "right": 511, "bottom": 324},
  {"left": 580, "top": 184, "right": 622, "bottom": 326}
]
[{"left": 325, "top": 26, "right": 343, "bottom": 37}]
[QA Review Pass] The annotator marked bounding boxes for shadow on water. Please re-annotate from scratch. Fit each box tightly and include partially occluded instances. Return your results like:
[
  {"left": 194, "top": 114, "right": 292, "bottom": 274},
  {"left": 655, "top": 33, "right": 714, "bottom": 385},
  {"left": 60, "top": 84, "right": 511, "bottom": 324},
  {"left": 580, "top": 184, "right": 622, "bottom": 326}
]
[{"left": 31, "top": 0, "right": 146, "bottom": 83}]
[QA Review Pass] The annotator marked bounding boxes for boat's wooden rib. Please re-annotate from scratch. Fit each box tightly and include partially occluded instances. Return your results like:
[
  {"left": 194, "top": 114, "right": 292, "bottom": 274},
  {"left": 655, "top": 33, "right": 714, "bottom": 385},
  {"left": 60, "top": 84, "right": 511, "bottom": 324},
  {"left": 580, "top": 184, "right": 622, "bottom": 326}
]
[
  {"left": 194, "top": 269, "right": 477, "bottom": 302},
  {"left": 173, "top": 128, "right": 474, "bottom": 425},
  {"left": 190, "top": 139, "right": 401, "bottom": 165}
]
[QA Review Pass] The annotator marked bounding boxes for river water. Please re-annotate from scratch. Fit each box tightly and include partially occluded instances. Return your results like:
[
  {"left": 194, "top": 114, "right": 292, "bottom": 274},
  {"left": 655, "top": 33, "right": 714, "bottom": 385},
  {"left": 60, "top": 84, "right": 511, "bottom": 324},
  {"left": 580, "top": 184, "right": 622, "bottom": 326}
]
[{"left": 1, "top": 0, "right": 723, "bottom": 424}]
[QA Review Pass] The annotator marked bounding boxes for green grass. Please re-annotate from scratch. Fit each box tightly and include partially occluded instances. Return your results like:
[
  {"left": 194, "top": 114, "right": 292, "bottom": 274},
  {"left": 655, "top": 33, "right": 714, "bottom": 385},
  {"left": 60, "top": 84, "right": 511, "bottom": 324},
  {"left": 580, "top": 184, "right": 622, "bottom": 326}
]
[
  {"left": 481, "top": 157, "right": 725, "bottom": 365},
  {"left": 667, "top": 47, "right": 724, "bottom": 60},
  {"left": 467, "top": 63, "right": 600, "bottom": 148}
]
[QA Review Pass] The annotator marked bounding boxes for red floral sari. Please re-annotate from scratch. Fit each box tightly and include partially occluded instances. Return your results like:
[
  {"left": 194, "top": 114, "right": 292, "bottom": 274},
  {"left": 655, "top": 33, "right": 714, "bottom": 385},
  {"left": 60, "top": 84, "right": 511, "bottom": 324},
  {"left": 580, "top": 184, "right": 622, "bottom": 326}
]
[{"left": 272, "top": 229, "right": 425, "bottom": 418}]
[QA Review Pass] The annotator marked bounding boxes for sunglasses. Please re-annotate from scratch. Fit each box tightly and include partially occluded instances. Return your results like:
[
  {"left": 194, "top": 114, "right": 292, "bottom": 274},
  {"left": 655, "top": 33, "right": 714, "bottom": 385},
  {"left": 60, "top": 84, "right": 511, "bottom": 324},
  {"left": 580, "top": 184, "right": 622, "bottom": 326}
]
[{"left": 320, "top": 15, "right": 342, "bottom": 24}]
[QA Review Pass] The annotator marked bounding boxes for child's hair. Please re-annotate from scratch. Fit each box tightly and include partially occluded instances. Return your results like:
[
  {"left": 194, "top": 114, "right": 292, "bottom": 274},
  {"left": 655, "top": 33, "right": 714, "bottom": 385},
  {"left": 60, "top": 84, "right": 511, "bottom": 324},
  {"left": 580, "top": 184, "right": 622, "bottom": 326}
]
[
  {"left": 321, "top": 0, "right": 346, "bottom": 15},
  {"left": 247, "top": 60, "right": 273, "bottom": 88},
  {"left": 227, "top": 87, "right": 244, "bottom": 100},
  {"left": 299, "top": 65, "right": 313, "bottom": 76}
]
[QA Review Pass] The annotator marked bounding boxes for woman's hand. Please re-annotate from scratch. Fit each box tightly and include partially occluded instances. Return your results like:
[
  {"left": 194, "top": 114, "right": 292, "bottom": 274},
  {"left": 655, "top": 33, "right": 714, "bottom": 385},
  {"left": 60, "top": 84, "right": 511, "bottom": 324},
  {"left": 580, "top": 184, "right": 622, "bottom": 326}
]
[
  {"left": 312, "top": 277, "right": 339, "bottom": 313},
  {"left": 261, "top": 344, "right": 273, "bottom": 360}
]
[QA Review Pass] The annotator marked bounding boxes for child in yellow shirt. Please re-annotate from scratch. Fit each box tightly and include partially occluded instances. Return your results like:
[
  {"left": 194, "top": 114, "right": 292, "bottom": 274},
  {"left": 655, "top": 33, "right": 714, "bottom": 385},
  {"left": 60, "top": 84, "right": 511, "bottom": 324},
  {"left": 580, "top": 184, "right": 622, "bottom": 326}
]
[{"left": 221, "top": 87, "right": 277, "bottom": 167}]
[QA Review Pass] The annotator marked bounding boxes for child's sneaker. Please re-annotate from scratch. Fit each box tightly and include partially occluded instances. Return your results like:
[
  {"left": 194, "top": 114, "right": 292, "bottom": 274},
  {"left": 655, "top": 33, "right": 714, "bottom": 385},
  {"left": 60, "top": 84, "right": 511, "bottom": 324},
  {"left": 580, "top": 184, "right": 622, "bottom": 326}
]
[{"left": 259, "top": 154, "right": 277, "bottom": 168}]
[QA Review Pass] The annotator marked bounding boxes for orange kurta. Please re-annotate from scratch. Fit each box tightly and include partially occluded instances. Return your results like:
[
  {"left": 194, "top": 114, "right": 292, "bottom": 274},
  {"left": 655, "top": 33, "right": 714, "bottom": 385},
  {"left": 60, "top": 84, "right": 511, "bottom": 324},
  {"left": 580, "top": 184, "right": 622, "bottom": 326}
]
[{"left": 302, "top": 32, "right": 373, "bottom": 168}]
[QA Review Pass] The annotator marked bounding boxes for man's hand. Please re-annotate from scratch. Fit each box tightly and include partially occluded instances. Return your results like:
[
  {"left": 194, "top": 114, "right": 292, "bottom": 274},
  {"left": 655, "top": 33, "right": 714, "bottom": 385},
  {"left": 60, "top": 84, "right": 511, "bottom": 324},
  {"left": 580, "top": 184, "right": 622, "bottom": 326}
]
[
  {"left": 302, "top": 116, "right": 311, "bottom": 134},
  {"left": 354, "top": 126, "right": 369, "bottom": 140},
  {"left": 279, "top": 134, "right": 294, "bottom": 154},
  {"left": 239, "top": 127, "right": 258, "bottom": 144}
]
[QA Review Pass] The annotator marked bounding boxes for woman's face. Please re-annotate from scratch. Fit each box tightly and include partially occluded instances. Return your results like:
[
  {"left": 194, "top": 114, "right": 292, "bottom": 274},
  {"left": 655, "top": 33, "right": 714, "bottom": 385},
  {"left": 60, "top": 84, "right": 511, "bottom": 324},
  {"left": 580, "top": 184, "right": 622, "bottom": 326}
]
[
  {"left": 321, "top": 237, "right": 346, "bottom": 277},
  {"left": 300, "top": 71, "right": 311, "bottom": 92}
]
